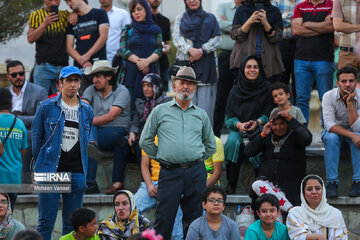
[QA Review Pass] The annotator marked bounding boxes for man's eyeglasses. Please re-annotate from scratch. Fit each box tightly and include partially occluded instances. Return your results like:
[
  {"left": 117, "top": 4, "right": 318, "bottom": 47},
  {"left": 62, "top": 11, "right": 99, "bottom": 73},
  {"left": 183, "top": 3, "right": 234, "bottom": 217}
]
[
  {"left": 9, "top": 71, "right": 25, "bottom": 78},
  {"left": 207, "top": 198, "right": 224, "bottom": 204},
  {"left": 64, "top": 77, "right": 81, "bottom": 83},
  {"left": 0, "top": 200, "right": 8, "bottom": 205}
]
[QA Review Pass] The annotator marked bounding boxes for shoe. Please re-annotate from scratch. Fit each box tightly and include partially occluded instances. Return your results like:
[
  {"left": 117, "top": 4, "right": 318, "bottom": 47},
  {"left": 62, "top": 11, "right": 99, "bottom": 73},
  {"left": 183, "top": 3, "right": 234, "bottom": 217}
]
[
  {"left": 106, "top": 183, "right": 125, "bottom": 195},
  {"left": 87, "top": 141, "right": 106, "bottom": 160},
  {"left": 85, "top": 182, "right": 100, "bottom": 194},
  {"left": 225, "top": 184, "right": 236, "bottom": 194},
  {"left": 348, "top": 181, "right": 360, "bottom": 197},
  {"left": 326, "top": 182, "right": 338, "bottom": 198}
]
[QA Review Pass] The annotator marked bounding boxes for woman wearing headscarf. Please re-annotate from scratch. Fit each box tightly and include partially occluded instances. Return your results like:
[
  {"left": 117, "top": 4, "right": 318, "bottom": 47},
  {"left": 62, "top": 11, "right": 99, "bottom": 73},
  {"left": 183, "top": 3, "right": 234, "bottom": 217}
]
[
  {"left": 172, "top": 0, "right": 221, "bottom": 125},
  {"left": 224, "top": 55, "right": 274, "bottom": 194},
  {"left": 117, "top": 0, "right": 162, "bottom": 104},
  {"left": 230, "top": 0, "right": 284, "bottom": 82},
  {"left": 98, "top": 190, "right": 153, "bottom": 240},
  {"left": 286, "top": 175, "right": 348, "bottom": 239},
  {"left": 245, "top": 110, "right": 312, "bottom": 206},
  {"left": 0, "top": 191, "right": 25, "bottom": 239},
  {"left": 128, "top": 73, "right": 171, "bottom": 162}
]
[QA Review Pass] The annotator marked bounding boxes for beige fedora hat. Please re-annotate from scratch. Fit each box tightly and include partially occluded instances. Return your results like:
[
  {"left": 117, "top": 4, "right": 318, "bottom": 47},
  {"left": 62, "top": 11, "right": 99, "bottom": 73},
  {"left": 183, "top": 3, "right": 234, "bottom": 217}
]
[
  {"left": 84, "top": 60, "right": 118, "bottom": 75},
  {"left": 173, "top": 66, "right": 200, "bottom": 83}
]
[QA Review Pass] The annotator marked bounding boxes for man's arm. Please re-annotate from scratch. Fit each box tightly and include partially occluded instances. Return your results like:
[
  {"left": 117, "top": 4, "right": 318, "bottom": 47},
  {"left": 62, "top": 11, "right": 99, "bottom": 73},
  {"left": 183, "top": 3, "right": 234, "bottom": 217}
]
[
  {"left": 21, "top": 149, "right": 27, "bottom": 157},
  {"left": 330, "top": 125, "right": 360, "bottom": 148},
  {"left": 206, "top": 162, "right": 222, "bottom": 187},
  {"left": 139, "top": 110, "right": 159, "bottom": 159},
  {"left": 302, "top": 15, "right": 334, "bottom": 34},
  {"left": 27, "top": 12, "right": 59, "bottom": 43},
  {"left": 333, "top": 18, "right": 360, "bottom": 34},
  {"left": 66, "top": 35, "right": 83, "bottom": 66},
  {"left": 141, "top": 153, "right": 157, "bottom": 197},
  {"left": 291, "top": 18, "right": 320, "bottom": 37},
  {"left": 92, "top": 106, "right": 122, "bottom": 126},
  {"left": 202, "top": 115, "right": 217, "bottom": 160},
  {"left": 216, "top": 3, "right": 233, "bottom": 33},
  {"left": 31, "top": 104, "right": 45, "bottom": 158}
]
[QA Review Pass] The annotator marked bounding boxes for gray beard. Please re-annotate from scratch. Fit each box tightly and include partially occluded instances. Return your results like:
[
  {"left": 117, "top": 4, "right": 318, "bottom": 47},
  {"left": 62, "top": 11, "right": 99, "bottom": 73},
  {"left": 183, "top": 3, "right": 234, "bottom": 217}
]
[{"left": 176, "top": 91, "right": 194, "bottom": 101}]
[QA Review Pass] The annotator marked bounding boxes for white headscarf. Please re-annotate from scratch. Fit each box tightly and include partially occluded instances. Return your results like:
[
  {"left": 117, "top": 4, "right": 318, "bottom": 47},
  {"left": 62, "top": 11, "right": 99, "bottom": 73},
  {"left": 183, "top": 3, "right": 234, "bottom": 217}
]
[{"left": 289, "top": 175, "right": 346, "bottom": 232}]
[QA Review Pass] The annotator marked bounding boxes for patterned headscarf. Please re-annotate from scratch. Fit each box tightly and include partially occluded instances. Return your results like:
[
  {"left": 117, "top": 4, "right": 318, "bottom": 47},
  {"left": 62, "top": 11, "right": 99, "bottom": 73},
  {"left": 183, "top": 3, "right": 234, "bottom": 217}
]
[
  {"left": 98, "top": 190, "right": 152, "bottom": 239},
  {"left": 0, "top": 192, "right": 14, "bottom": 239}
]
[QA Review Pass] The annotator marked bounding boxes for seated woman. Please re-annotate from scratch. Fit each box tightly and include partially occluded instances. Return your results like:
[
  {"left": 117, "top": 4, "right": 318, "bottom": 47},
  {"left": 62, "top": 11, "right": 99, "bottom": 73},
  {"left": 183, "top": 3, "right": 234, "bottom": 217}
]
[
  {"left": 224, "top": 55, "right": 274, "bottom": 194},
  {"left": 245, "top": 110, "right": 312, "bottom": 206},
  {"left": 0, "top": 191, "right": 25, "bottom": 239},
  {"left": 286, "top": 175, "right": 348, "bottom": 240},
  {"left": 117, "top": 0, "right": 162, "bottom": 103},
  {"left": 230, "top": 0, "right": 284, "bottom": 82},
  {"left": 98, "top": 190, "right": 153, "bottom": 240}
]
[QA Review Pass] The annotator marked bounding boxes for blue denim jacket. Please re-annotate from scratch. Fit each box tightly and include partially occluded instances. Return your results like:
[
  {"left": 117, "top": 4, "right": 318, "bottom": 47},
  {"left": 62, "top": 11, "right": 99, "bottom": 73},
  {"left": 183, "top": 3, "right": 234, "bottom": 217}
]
[{"left": 31, "top": 94, "right": 94, "bottom": 175}]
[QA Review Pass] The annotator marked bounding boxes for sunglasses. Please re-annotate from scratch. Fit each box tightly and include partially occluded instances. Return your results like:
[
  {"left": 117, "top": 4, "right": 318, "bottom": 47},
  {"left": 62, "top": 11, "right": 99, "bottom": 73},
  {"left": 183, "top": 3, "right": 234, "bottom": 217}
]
[{"left": 9, "top": 71, "right": 25, "bottom": 78}]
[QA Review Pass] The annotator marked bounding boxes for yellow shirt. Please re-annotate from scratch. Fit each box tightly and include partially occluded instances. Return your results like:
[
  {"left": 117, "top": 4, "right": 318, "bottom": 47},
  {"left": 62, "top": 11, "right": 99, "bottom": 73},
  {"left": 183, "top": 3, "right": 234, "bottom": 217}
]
[{"left": 141, "top": 136, "right": 160, "bottom": 181}]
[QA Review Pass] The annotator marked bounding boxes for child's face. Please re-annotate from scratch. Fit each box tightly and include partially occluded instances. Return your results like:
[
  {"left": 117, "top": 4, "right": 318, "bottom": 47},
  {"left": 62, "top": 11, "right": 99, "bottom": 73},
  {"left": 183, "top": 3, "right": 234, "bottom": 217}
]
[
  {"left": 83, "top": 218, "right": 98, "bottom": 237},
  {"left": 256, "top": 202, "right": 279, "bottom": 226},
  {"left": 202, "top": 192, "right": 225, "bottom": 215},
  {"left": 272, "top": 89, "right": 290, "bottom": 106}
]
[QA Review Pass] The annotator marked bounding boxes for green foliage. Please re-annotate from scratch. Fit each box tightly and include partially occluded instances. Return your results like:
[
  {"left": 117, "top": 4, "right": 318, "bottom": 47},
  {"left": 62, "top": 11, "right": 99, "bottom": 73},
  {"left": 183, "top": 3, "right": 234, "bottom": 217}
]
[{"left": 0, "top": 0, "right": 44, "bottom": 43}]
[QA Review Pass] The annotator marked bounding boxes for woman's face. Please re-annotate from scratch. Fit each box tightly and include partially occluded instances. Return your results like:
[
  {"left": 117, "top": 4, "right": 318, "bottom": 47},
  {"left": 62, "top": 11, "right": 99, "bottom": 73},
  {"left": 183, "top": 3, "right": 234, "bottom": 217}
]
[
  {"left": 186, "top": 0, "right": 201, "bottom": 11},
  {"left": 131, "top": 3, "right": 146, "bottom": 22},
  {"left": 143, "top": 82, "right": 154, "bottom": 98},
  {"left": 0, "top": 194, "right": 8, "bottom": 218},
  {"left": 304, "top": 179, "right": 323, "bottom": 209},
  {"left": 114, "top": 193, "right": 131, "bottom": 221},
  {"left": 244, "top": 59, "right": 259, "bottom": 81},
  {"left": 270, "top": 118, "right": 288, "bottom": 137}
]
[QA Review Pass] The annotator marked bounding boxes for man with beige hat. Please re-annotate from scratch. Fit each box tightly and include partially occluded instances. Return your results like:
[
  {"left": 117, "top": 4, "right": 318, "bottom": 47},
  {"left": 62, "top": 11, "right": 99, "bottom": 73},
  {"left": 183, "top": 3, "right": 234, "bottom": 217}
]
[
  {"left": 140, "top": 66, "right": 216, "bottom": 239},
  {"left": 82, "top": 60, "right": 131, "bottom": 194}
]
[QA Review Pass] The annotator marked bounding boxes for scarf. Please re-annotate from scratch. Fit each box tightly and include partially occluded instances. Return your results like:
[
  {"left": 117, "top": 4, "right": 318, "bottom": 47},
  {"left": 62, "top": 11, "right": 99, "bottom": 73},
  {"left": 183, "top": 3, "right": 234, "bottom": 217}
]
[
  {"left": 226, "top": 55, "right": 274, "bottom": 121},
  {"left": 0, "top": 193, "right": 13, "bottom": 239},
  {"left": 289, "top": 175, "right": 346, "bottom": 232}
]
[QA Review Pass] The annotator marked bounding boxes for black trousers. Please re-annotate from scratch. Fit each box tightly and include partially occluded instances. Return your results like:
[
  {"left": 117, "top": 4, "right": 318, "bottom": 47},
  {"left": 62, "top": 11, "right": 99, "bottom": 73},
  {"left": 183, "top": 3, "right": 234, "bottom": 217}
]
[
  {"left": 154, "top": 160, "right": 206, "bottom": 240},
  {"left": 213, "top": 50, "right": 236, "bottom": 137}
]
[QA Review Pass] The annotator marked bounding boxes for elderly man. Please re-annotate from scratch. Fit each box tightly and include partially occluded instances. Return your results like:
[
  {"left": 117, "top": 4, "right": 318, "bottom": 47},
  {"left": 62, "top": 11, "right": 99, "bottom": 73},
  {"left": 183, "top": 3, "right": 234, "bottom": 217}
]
[
  {"left": 140, "top": 66, "right": 217, "bottom": 239},
  {"left": 322, "top": 66, "right": 360, "bottom": 198},
  {"left": 82, "top": 60, "right": 131, "bottom": 194}
]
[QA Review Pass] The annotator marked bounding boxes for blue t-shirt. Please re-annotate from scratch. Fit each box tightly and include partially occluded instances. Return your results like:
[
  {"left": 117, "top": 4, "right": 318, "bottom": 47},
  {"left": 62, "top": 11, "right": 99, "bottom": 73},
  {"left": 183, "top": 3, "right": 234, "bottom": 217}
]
[
  {"left": 245, "top": 219, "right": 290, "bottom": 240},
  {"left": 0, "top": 114, "right": 27, "bottom": 184},
  {"left": 66, "top": 8, "right": 109, "bottom": 67},
  {"left": 186, "top": 214, "right": 240, "bottom": 240}
]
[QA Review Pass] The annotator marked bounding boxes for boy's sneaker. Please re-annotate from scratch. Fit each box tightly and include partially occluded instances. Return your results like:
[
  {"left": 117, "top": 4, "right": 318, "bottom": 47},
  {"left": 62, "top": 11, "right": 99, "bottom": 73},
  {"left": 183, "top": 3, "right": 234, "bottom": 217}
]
[
  {"left": 348, "top": 181, "right": 360, "bottom": 197},
  {"left": 326, "top": 182, "right": 338, "bottom": 198}
]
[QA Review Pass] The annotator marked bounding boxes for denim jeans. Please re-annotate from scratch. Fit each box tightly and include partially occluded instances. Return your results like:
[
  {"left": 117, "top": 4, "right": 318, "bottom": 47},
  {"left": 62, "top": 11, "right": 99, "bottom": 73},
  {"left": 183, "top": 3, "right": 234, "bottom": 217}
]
[
  {"left": 33, "top": 63, "right": 65, "bottom": 95},
  {"left": 294, "top": 59, "right": 334, "bottom": 123},
  {"left": 37, "top": 173, "right": 86, "bottom": 240},
  {"left": 134, "top": 181, "right": 184, "bottom": 240},
  {"left": 87, "top": 126, "right": 128, "bottom": 184},
  {"left": 322, "top": 130, "right": 360, "bottom": 183}
]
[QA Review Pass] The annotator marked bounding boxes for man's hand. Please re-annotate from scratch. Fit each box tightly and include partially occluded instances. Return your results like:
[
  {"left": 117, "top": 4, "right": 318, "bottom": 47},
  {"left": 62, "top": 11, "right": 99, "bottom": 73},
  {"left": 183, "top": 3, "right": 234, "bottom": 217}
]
[
  {"left": 82, "top": 61, "right": 92, "bottom": 68},
  {"left": 77, "top": 54, "right": 91, "bottom": 67},
  {"left": 44, "top": 12, "right": 59, "bottom": 27},
  {"left": 344, "top": 89, "right": 356, "bottom": 105},
  {"left": 68, "top": 12, "right": 78, "bottom": 25},
  {"left": 278, "top": 110, "right": 293, "bottom": 122},
  {"left": 351, "top": 133, "right": 360, "bottom": 148},
  {"left": 128, "top": 132, "right": 136, "bottom": 146},
  {"left": 147, "top": 184, "right": 158, "bottom": 197},
  {"left": 221, "top": 15, "right": 228, "bottom": 21}
]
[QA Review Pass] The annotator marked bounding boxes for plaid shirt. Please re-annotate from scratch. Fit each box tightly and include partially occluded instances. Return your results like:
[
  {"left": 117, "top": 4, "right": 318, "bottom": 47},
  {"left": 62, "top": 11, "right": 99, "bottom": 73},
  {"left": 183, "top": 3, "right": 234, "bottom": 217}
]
[
  {"left": 116, "top": 24, "right": 162, "bottom": 84},
  {"left": 272, "top": 0, "right": 302, "bottom": 38}
]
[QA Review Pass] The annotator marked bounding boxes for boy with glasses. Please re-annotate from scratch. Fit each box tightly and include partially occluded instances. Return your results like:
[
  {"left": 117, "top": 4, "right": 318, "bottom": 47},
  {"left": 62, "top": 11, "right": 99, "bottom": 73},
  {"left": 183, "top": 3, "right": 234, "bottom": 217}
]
[{"left": 186, "top": 185, "right": 240, "bottom": 240}]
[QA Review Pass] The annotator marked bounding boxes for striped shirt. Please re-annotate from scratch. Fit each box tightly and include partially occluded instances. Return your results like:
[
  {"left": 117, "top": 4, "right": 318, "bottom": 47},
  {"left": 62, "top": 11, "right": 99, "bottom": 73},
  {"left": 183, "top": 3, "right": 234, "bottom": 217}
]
[{"left": 272, "top": 0, "right": 302, "bottom": 38}]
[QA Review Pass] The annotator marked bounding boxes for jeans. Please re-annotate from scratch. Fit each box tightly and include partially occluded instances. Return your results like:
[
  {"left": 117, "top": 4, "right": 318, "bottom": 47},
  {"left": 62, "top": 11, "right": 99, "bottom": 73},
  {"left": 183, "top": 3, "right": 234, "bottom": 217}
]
[
  {"left": 33, "top": 63, "right": 65, "bottom": 95},
  {"left": 134, "top": 181, "right": 184, "bottom": 240},
  {"left": 294, "top": 59, "right": 334, "bottom": 123},
  {"left": 87, "top": 126, "right": 128, "bottom": 184},
  {"left": 37, "top": 173, "right": 86, "bottom": 240},
  {"left": 322, "top": 130, "right": 360, "bottom": 183}
]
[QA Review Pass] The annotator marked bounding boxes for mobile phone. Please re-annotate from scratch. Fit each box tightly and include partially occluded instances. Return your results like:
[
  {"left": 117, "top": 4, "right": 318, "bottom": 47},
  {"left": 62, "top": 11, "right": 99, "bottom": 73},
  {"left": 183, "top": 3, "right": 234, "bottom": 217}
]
[
  {"left": 50, "top": 5, "right": 58, "bottom": 14},
  {"left": 254, "top": 3, "right": 264, "bottom": 11}
]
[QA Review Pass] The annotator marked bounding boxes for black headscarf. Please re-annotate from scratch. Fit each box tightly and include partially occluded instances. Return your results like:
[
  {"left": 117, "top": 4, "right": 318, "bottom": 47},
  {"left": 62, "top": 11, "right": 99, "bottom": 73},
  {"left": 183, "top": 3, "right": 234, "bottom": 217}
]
[
  {"left": 179, "top": 0, "right": 221, "bottom": 84},
  {"left": 226, "top": 56, "right": 274, "bottom": 122}
]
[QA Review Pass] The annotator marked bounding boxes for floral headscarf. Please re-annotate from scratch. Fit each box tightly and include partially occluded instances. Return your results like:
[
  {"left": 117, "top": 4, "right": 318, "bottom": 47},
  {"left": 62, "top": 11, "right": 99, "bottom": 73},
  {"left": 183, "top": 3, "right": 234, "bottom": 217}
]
[{"left": 0, "top": 192, "right": 13, "bottom": 239}]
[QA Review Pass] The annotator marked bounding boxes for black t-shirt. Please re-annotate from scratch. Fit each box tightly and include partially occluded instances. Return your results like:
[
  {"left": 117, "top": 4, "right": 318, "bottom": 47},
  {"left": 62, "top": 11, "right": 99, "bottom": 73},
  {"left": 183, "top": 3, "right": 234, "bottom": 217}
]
[
  {"left": 28, "top": 8, "right": 69, "bottom": 66},
  {"left": 152, "top": 13, "right": 171, "bottom": 71},
  {"left": 66, "top": 8, "right": 109, "bottom": 68}
]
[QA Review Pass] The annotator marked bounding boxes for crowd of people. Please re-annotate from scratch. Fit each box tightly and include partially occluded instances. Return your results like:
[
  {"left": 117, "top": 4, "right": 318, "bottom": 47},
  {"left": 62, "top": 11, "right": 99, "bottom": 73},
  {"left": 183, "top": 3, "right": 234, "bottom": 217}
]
[{"left": 0, "top": 0, "right": 360, "bottom": 239}]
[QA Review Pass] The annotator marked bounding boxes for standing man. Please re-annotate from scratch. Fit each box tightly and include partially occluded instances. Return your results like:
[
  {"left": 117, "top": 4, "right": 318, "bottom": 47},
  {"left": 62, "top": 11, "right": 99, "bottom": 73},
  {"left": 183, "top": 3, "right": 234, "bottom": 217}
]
[
  {"left": 147, "top": 0, "right": 171, "bottom": 91},
  {"left": 65, "top": 0, "right": 109, "bottom": 92},
  {"left": 140, "top": 66, "right": 217, "bottom": 240},
  {"left": 99, "top": 0, "right": 131, "bottom": 62},
  {"left": 291, "top": 0, "right": 334, "bottom": 123},
  {"left": 32, "top": 66, "right": 94, "bottom": 240},
  {"left": 28, "top": 0, "right": 70, "bottom": 94},
  {"left": 332, "top": 0, "right": 360, "bottom": 71},
  {"left": 213, "top": 0, "right": 241, "bottom": 137},
  {"left": 0, "top": 88, "right": 28, "bottom": 210},
  {"left": 6, "top": 60, "right": 48, "bottom": 184},
  {"left": 82, "top": 60, "right": 131, "bottom": 194},
  {"left": 322, "top": 66, "right": 360, "bottom": 198}
]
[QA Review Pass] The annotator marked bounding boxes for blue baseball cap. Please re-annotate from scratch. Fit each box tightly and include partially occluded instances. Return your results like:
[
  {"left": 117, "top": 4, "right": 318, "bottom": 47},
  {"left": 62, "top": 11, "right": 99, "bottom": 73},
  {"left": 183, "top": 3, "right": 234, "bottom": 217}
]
[{"left": 59, "top": 66, "right": 82, "bottom": 79}]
